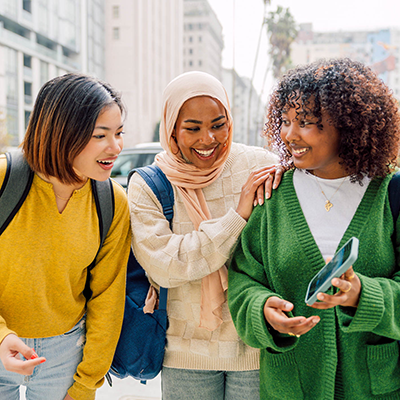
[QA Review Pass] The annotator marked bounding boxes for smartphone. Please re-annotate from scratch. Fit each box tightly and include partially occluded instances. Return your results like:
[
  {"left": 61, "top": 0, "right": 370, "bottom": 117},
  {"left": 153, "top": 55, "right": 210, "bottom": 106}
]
[{"left": 305, "top": 237, "right": 359, "bottom": 305}]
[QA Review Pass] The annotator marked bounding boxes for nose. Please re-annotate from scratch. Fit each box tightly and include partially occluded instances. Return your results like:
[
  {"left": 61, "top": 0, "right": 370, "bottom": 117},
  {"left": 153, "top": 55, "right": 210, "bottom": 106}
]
[
  {"left": 108, "top": 135, "right": 123, "bottom": 154},
  {"left": 199, "top": 129, "right": 215, "bottom": 145},
  {"left": 282, "top": 121, "right": 299, "bottom": 143}
]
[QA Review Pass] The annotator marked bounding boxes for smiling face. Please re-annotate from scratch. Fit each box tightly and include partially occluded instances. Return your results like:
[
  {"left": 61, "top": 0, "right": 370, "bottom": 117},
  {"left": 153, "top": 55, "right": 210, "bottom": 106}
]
[
  {"left": 280, "top": 106, "right": 346, "bottom": 179},
  {"left": 173, "top": 96, "right": 230, "bottom": 169},
  {"left": 72, "top": 103, "right": 124, "bottom": 182}
]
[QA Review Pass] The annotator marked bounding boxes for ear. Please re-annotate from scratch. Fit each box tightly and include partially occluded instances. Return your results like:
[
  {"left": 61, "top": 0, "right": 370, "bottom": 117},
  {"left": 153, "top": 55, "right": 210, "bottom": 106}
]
[{"left": 170, "top": 130, "right": 180, "bottom": 155}]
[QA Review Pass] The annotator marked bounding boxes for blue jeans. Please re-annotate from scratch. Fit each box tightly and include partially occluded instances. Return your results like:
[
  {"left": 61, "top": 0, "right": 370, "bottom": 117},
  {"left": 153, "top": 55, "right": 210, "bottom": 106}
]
[
  {"left": 0, "top": 316, "right": 85, "bottom": 400},
  {"left": 161, "top": 367, "right": 260, "bottom": 400}
]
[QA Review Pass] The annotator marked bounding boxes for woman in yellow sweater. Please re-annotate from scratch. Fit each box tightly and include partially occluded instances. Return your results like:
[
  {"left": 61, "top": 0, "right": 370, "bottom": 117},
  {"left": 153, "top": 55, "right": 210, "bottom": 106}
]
[{"left": 0, "top": 74, "right": 131, "bottom": 400}]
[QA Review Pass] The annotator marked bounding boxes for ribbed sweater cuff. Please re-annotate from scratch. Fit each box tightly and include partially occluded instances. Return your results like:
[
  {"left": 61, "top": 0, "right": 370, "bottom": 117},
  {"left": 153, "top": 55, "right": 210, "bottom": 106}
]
[
  {"left": 68, "top": 380, "right": 97, "bottom": 400},
  {"left": 220, "top": 208, "right": 247, "bottom": 239},
  {"left": 252, "top": 294, "right": 273, "bottom": 348},
  {"left": 340, "top": 274, "right": 384, "bottom": 333}
]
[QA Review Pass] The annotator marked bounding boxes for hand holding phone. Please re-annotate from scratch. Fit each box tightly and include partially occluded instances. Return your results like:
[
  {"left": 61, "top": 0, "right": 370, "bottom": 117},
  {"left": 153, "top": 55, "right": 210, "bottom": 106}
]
[{"left": 305, "top": 237, "right": 359, "bottom": 306}]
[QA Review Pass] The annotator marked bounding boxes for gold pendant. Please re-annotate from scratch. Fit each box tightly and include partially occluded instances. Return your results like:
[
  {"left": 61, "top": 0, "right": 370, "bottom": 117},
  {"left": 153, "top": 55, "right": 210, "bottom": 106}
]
[{"left": 325, "top": 200, "right": 333, "bottom": 211}]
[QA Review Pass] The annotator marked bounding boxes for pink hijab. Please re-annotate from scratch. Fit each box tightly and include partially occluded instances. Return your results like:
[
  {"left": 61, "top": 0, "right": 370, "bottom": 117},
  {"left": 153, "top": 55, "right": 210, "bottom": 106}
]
[{"left": 155, "top": 71, "right": 233, "bottom": 331}]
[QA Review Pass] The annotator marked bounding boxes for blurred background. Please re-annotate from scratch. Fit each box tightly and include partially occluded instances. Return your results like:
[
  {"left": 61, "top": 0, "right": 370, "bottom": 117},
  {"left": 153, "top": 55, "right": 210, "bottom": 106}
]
[{"left": 0, "top": 0, "right": 399, "bottom": 152}]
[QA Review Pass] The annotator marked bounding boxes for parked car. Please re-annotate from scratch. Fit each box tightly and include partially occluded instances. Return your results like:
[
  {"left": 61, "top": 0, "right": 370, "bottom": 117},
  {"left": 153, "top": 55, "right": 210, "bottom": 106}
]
[{"left": 111, "top": 142, "right": 163, "bottom": 187}]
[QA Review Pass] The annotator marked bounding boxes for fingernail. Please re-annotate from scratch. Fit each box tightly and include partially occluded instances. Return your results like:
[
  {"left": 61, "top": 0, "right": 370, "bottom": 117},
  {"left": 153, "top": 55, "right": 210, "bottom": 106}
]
[
  {"left": 258, "top": 198, "right": 263, "bottom": 206},
  {"left": 30, "top": 349, "right": 38, "bottom": 359},
  {"left": 40, "top": 359, "right": 46, "bottom": 364},
  {"left": 273, "top": 183, "right": 277, "bottom": 189},
  {"left": 253, "top": 199, "right": 257, "bottom": 207},
  {"left": 265, "top": 192, "right": 270, "bottom": 199},
  {"left": 312, "top": 318, "right": 319, "bottom": 324}
]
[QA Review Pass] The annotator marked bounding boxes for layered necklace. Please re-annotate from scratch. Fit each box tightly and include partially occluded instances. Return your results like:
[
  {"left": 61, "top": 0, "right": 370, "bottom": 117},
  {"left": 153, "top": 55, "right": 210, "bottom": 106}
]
[{"left": 314, "top": 175, "right": 347, "bottom": 212}]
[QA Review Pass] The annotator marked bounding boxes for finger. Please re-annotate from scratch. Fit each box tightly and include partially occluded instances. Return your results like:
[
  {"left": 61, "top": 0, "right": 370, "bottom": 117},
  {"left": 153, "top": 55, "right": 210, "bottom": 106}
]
[
  {"left": 266, "top": 296, "right": 294, "bottom": 312},
  {"left": 332, "top": 278, "right": 352, "bottom": 293},
  {"left": 5, "top": 356, "right": 46, "bottom": 375},
  {"left": 256, "top": 184, "right": 264, "bottom": 205},
  {"left": 272, "top": 166, "right": 284, "bottom": 189},
  {"left": 264, "top": 174, "right": 273, "bottom": 199},
  {"left": 285, "top": 315, "right": 320, "bottom": 336},
  {"left": 344, "top": 266, "right": 356, "bottom": 281}
]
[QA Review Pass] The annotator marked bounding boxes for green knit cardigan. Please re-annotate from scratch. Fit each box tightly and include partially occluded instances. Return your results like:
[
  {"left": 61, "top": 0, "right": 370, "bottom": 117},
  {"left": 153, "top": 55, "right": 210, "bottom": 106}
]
[{"left": 228, "top": 170, "right": 400, "bottom": 400}]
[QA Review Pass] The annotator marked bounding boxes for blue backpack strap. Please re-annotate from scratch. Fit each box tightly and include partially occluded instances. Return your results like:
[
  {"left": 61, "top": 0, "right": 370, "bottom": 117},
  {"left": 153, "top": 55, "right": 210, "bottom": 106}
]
[
  {"left": 128, "top": 164, "right": 174, "bottom": 311},
  {"left": 389, "top": 171, "right": 400, "bottom": 224},
  {"left": 84, "top": 178, "right": 115, "bottom": 300},
  {"left": 0, "top": 151, "right": 34, "bottom": 235}
]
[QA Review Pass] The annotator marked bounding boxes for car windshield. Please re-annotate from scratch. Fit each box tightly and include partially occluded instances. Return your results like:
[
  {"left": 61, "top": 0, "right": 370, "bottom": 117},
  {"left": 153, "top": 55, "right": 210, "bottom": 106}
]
[{"left": 111, "top": 152, "right": 159, "bottom": 177}]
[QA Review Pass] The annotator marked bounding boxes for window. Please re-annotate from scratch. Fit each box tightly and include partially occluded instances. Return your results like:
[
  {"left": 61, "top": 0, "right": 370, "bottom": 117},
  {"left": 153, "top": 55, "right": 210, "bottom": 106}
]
[
  {"left": 189, "top": 61, "right": 193, "bottom": 66},
  {"left": 189, "top": 36, "right": 193, "bottom": 42},
  {"left": 23, "top": 54, "right": 32, "bottom": 68},
  {"left": 22, "top": 0, "right": 32, "bottom": 13},
  {"left": 199, "top": 60, "right": 202, "bottom": 66},
  {"left": 199, "top": 36, "right": 202, "bottom": 42},
  {"left": 112, "top": 5, "right": 119, "bottom": 18},
  {"left": 24, "top": 81, "right": 32, "bottom": 104},
  {"left": 189, "top": 49, "right": 193, "bottom": 54},
  {"left": 113, "top": 27, "right": 120, "bottom": 40}
]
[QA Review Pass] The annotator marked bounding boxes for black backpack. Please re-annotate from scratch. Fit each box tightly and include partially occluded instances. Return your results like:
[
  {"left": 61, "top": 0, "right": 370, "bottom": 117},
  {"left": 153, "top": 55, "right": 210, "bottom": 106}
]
[{"left": 0, "top": 150, "right": 114, "bottom": 301}]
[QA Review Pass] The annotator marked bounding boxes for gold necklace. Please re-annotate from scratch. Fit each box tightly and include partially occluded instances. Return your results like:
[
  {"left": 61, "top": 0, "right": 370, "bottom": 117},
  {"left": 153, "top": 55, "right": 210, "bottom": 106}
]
[
  {"left": 54, "top": 191, "right": 73, "bottom": 201},
  {"left": 314, "top": 175, "right": 347, "bottom": 211}
]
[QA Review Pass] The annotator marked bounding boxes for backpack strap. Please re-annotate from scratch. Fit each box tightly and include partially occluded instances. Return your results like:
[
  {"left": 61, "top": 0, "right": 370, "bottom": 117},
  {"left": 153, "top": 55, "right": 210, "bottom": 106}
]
[
  {"left": 84, "top": 178, "right": 115, "bottom": 300},
  {"left": 128, "top": 164, "right": 174, "bottom": 311},
  {"left": 0, "top": 151, "right": 34, "bottom": 235},
  {"left": 389, "top": 171, "right": 400, "bottom": 224}
]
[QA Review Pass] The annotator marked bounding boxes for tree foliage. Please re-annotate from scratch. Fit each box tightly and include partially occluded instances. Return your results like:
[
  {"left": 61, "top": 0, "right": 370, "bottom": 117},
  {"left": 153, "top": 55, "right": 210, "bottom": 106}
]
[{"left": 266, "top": 6, "right": 298, "bottom": 79}]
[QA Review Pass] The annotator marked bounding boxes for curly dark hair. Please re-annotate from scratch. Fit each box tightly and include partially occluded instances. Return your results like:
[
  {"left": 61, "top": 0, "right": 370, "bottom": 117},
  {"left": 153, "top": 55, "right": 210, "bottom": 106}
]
[{"left": 265, "top": 58, "right": 400, "bottom": 182}]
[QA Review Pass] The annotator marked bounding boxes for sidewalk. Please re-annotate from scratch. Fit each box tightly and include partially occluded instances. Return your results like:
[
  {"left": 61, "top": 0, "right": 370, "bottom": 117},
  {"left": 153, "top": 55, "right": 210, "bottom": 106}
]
[
  {"left": 20, "top": 375, "right": 161, "bottom": 400},
  {"left": 96, "top": 375, "right": 161, "bottom": 400}
]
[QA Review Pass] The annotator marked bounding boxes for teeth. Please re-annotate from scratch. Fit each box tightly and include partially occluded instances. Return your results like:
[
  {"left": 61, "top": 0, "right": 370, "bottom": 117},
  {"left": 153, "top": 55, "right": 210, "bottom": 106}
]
[
  {"left": 292, "top": 148, "right": 308, "bottom": 155},
  {"left": 194, "top": 148, "right": 215, "bottom": 157},
  {"left": 98, "top": 160, "right": 112, "bottom": 165}
]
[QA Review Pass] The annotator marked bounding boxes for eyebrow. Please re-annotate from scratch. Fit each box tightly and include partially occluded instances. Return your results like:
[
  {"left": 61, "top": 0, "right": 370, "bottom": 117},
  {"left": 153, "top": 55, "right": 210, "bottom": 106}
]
[
  {"left": 183, "top": 115, "right": 225, "bottom": 124},
  {"left": 94, "top": 124, "right": 124, "bottom": 130}
]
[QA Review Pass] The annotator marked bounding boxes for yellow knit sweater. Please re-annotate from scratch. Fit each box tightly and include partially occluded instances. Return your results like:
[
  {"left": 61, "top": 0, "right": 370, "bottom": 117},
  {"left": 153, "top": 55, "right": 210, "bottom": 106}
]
[{"left": 0, "top": 155, "right": 131, "bottom": 400}]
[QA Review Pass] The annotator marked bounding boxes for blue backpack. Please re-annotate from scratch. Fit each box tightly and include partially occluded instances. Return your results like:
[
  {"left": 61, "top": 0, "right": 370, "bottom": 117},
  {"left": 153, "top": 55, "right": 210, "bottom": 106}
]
[{"left": 108, "top": 164, "right": 173, "bottom": 384}]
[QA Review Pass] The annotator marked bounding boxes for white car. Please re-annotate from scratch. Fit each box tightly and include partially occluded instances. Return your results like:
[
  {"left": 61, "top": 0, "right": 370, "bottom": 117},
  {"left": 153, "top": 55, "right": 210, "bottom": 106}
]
[{"left": 111, "top": 142, "right": 163, "bottom": 188}]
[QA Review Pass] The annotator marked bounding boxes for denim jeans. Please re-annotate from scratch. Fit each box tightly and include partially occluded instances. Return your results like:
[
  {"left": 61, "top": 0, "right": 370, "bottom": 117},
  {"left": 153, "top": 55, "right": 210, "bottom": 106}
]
[
  {"left": 0, "top": 316, "right": 85, "bottom": 400},
  {"left": 161, "top": 367, "right": 260, "bottom": 400}
]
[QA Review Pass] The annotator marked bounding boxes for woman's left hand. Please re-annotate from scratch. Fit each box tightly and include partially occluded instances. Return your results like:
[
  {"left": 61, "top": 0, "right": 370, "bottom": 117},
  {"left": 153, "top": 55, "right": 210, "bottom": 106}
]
[
  {"left": 310, "top": 266, "right": 361, "bottom": 309},
  {"left": 254, "top": 164, "right": 285, "bottom": 206}
]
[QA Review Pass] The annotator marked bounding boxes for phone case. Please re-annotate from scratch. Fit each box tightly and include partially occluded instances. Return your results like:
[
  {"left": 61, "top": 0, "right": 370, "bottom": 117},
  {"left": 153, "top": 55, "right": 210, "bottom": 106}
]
[{"left": 305, "top": 237, "right": 359, "bottom": 305}]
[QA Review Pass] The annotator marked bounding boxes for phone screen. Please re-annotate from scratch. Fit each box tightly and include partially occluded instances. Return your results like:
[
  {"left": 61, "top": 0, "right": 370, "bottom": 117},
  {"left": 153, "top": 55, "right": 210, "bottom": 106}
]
[{"left": 307, "top": 241, "right": 352, "bottom": 299}]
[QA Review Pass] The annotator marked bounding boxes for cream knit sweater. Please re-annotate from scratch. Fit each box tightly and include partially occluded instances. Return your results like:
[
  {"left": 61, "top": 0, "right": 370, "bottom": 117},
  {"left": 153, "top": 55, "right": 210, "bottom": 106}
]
[{"left": 128, "top": 142, "right": 278, "bottom": 371}]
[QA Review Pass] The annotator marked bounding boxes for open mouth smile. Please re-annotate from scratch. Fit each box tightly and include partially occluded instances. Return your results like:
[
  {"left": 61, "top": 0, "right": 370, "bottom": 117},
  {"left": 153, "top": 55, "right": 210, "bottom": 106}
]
[{"left": 193, "top": 147, "right": 217, "bottom": 158}]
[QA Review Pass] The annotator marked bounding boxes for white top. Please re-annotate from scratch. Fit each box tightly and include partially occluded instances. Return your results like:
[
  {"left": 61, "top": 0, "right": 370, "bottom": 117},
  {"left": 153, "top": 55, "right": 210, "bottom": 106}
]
[{"left": 293, "top": 169, "right": 370, "bottom": 260}]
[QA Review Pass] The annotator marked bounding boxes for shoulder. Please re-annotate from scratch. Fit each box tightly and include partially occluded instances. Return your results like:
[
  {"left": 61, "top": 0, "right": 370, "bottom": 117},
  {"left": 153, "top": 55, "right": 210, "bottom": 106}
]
[
  {"left": 225, "top": 142, "right": 279, "bottom": 172},
  {"left": 110, "top": 178, "right": 128, "bottom": 204}
]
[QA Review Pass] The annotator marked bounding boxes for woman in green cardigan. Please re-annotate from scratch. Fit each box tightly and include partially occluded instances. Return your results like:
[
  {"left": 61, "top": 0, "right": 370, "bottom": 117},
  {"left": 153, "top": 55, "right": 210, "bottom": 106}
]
[{"left": 228, "top": 58, "right": 400, "bottom": 399}]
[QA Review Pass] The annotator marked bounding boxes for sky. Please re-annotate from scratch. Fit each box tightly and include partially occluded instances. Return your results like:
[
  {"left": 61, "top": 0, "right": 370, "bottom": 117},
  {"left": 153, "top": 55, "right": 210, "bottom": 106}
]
[{"left": 207, "top": 0, "right": 400, "bottom": 99}]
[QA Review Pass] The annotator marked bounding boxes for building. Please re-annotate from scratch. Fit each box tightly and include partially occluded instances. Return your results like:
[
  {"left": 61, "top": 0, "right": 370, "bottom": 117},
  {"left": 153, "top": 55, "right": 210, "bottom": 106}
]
[
  {"left": 0, "top": 0, "right": 105, "bottom": 146},
  {"left": 222, "top": 68, "right": 266, "bottom": 147},
  {"left": 183, "top": 0, "right": 223, "bottom": 81},
  {"left": 292, "top": 24, "right": 400, "bottom": 98},
  {"left": 105, "top": 0, "right": 183, "bottom": 147}
]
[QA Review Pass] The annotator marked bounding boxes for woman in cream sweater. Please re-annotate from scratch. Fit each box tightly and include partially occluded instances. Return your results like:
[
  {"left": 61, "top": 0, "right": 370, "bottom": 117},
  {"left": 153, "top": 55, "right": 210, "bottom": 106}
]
[{"left": 128, "top": 71, "right": 279, "bottom": 400}]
